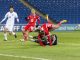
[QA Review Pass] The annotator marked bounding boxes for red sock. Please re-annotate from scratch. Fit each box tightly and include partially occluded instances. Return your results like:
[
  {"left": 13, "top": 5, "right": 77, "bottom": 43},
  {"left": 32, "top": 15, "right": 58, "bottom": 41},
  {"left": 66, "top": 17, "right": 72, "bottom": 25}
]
[
  {"left": 23, "top": 33, "right": 27, "bottom": 41},
  {"left": 47, "top": 35, "right": 52, "bottom": 46},
  {"left": 38, "top": 40, "right": 45, "bottom": 46}
]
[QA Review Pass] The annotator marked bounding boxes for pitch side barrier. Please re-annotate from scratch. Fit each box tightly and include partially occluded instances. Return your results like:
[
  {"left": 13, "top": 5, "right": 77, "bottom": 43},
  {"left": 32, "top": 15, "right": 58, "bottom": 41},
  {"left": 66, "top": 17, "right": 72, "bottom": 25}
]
[{"left": 0, "top": 24, "right": 80, "bottom": 32}]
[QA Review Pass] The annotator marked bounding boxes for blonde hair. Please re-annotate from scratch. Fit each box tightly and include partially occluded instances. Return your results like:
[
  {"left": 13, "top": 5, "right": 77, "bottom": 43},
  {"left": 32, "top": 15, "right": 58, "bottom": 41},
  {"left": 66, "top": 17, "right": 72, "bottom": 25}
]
[{"left": 31, "top": 9, "right": 35, "bottom": 13}]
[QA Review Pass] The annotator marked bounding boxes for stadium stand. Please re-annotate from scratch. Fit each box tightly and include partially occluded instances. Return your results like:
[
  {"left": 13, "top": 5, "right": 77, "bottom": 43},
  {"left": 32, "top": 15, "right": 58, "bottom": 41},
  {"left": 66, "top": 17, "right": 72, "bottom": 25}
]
[{"left": 0, "top": 0, "right": 80, "bottom": 24}]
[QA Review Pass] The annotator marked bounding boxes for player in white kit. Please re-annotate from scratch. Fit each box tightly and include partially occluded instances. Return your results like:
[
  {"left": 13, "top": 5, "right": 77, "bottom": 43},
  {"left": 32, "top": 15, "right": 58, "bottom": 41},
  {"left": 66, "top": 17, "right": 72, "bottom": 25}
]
[{"left": 0, "top": 6, "right": 19, "bottom": 41}]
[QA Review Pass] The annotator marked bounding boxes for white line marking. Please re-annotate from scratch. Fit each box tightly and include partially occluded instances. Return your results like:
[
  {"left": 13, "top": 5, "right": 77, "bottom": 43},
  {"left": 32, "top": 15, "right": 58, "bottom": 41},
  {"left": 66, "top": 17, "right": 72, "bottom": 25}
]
[{"left": 0, "top": 54, "right": 49, "bottom": 60}]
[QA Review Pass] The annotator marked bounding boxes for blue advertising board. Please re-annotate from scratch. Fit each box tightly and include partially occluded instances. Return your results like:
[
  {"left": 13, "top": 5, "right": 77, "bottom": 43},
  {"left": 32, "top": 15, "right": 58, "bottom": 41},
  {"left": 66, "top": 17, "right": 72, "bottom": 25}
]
[{"left": 0, "top": 24, "right": 80, "bottom": 32}]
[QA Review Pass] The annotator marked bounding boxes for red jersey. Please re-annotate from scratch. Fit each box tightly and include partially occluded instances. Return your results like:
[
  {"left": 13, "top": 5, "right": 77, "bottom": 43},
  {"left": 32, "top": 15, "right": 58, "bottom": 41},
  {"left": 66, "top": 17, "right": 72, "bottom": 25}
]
[
  {"left": 40, "top": 23, "right": 53, "bottom": 34},
  {"left": 40, "top": 20, "right": 53, "bottom": 31},
  {"left": 27, "top": 14, "right": 40, "bottom": 24},
  {"left": 24, "top": 14, "right": 40, "bottom": 32}
]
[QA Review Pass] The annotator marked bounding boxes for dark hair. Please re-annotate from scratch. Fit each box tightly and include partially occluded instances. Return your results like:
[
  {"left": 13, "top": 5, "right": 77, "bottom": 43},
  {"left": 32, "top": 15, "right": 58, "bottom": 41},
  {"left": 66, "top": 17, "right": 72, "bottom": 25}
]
[{"left": 10, "top": 5, "right": 14, "bottom": 8}]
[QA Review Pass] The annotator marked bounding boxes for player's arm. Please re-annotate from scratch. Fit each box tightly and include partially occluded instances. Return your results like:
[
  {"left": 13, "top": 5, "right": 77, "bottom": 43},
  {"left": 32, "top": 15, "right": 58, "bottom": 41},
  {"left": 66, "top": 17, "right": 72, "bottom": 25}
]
[
  {"left": 15, "top": 13, "right": 19, "bottom": 23},
  {"left": 53, "top": 20, "right": 67, "bottom": 29},
  {"left": 0, "top": 13, "right": 8, "bottom": 24},
  {"left": 17, "top": 18, "right": 19, "bottom": 23},
  {"left": 25, "top": 15, "right": 30, "bottom": 22},
  {"left": 46, "top": 14, "right": 52, "bottom": 23},
  {"left": 16, "top": 18, "right": 19, "bottom": 23}
]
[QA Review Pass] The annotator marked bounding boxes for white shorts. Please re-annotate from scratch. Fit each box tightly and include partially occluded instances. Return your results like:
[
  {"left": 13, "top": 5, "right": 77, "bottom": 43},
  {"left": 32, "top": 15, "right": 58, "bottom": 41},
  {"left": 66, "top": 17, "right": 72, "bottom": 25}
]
[{"left": 5, "top": 23, "right": 14, "bottom": 32}]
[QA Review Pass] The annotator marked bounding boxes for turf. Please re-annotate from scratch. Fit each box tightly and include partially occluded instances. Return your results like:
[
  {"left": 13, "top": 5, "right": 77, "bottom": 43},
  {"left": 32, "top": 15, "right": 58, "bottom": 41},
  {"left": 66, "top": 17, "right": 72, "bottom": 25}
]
[{"left": 0, "top": 31, "right": 80, "bottom": 60}]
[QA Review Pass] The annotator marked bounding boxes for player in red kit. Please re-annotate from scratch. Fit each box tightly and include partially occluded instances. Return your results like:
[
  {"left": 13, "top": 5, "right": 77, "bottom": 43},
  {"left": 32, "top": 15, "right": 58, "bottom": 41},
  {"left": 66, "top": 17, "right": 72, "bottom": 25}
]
[
  {"left": 30, "top": 31, "right": 57, "bottom": 46},
  {"left": 39, "top": 15, "right": 67, "bottom": 46},
  {"left": 21, "top": 9, "right": 40, "bottom": 41},
  {"left": 29, "top": 15, "right": 67, "bottom": 46}
]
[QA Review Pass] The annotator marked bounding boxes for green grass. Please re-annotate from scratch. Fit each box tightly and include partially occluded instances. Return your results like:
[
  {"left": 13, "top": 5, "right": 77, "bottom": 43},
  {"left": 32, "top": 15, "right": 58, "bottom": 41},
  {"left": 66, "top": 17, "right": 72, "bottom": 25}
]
[{"left": 0, "top": 31, "right": 80, "bottom": 60}]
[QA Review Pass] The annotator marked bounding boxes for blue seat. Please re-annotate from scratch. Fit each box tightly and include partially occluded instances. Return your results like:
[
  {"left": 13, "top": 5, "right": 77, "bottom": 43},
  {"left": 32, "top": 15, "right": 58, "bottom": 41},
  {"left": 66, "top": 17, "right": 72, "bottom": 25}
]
[{"left": 0, "top": 0, "right": 80, "bottom": 24}]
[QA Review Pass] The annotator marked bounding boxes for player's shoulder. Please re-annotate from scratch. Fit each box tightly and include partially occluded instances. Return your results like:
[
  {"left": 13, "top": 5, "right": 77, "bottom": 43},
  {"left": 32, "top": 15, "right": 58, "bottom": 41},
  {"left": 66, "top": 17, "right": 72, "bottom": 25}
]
[
  {"left": 13, "top": 12, "right": 17, "bottom": 14},
  {"left": 5, "top": 12, "right": 10, "bottom": 16},
  {"left": 12, "top": 12, "right": 18, "bottom": 16},
  {"left": 28, "top": 14, "right": 32, "bottom": 18},
  {"left": 6, "top": 12, "right": 10, "bottom": 14}
]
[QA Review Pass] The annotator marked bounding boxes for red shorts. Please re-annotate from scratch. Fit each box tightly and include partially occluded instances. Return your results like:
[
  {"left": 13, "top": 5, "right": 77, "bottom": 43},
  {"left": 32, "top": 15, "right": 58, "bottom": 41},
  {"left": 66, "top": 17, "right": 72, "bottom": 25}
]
[{"left": 24, "top": 23, "right": 35, "bottom": 32}]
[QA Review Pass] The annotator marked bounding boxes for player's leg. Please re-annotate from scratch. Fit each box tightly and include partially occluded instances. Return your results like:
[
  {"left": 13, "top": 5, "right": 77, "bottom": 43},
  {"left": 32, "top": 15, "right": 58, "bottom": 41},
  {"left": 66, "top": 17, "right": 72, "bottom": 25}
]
[
  {"left": 26, "top": 30, "right": 29, "bottom": 40},
  {"left": 8, "top": 31, "right": 17, "bottom": 38},
  {"left": 47, "top": 34, "right": 52, "bottom": 46},
  {"left": 8, "top": 25, "right": 17, "bottom": 38},
  {"left": 40, "top": 25, "right": 52, "bottom": 46},
  {"left": 21, "top": 24, "right": 31, "bottom": 41},
  {"left": 3, "top": 27, "right": 8, "bottom": 41},
  {"left": 51, "top": 34, "right": 57, "bottom": 45},
  {"left": 22, "top": 29, "right": 28, "bottom": 41},
  {"left": 23, "top": 25, "right": 35, "bottom": 41},
  {"left": 12, "top": 32, "right": 17, "bottom": 38},
  {"left": 3, "top": 23, "right": 11, "bottom": 41},
  {"left": 29, "top": 33, "right": 46, "bottom": 46},
  {"left": 45, "top": 29, "right": 52, "bottom": 46}
]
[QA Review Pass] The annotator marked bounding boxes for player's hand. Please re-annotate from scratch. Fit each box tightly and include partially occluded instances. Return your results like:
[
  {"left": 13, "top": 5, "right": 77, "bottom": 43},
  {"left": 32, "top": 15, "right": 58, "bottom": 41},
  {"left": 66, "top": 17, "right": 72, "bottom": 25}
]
[
  {"left": 60, "top": 20, "right": 67, "bottom": 24},
  {"left": 17, "top": 20, "right": 19, "bottom": 23},
  {"left": 17, "top": 19, "right": 19, "bottom": 23}
]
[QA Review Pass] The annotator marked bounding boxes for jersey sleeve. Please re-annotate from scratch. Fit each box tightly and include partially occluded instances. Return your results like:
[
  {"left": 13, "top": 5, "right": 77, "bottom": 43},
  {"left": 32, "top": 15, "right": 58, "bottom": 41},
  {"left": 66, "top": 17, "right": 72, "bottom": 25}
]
[
  {"left": 26, "top": 15, "right": 30, "bottom": 22},
  {"left": 5, "top": 13, "right": 8, "bottom": 18},
  {"left": 27, "top": 15, "right": 31, "bottom": 20},
  {"left": 3, "top": 12, "right": 8, "bottom": 19},
  {"left": 0, "top": 12, "right": 8, "bottom": 23},
  {"left": 15, "top": 12, "right": 19, "bottom": 22},
  {"left": 15, "top": 12, "right": 18, "bottom": 19}
]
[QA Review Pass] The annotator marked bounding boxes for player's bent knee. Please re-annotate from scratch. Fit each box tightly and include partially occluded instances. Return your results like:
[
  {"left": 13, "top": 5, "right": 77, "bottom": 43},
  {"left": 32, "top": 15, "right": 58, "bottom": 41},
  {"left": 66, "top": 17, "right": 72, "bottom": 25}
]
[{"left": 52, "top": 34, "right": 58, "bottom": 45}]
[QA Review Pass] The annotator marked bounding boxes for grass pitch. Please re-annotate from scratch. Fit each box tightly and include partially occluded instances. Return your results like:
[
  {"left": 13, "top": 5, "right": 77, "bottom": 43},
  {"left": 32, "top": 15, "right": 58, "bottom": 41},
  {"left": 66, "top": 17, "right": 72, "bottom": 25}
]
[{"left": 0, "top": 31, "right": 80, "bottom": 60}]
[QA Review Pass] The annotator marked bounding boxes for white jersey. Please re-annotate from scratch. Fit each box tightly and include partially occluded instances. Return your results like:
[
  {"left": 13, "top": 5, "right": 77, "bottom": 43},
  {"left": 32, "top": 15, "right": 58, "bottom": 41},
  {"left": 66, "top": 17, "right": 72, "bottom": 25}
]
[
  {"left": 2, "top": 12, "right": 19, "bottom": 32},
  {"left": 5, "top": 12, "right": 18, "bottom": 25}
]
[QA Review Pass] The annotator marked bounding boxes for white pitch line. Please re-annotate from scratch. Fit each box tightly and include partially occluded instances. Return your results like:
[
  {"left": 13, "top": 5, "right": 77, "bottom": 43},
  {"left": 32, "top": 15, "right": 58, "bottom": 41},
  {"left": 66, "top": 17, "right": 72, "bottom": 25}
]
[{"left": 0, "top": 54, "right": 49, "bottom": 60}]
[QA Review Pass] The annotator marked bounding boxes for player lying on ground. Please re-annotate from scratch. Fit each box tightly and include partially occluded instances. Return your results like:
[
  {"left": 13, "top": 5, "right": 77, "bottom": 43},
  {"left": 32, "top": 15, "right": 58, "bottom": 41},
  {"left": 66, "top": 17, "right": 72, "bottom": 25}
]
[
  {"left": 0, "top": 6, "right": 19, "bottom": 41},
  {"left": 30, "top": 30, "right": 57, "bottom": 46},
  {"left": 30, "top": 15, "right": 67, "bottom": 46},
  {"left": 22, "top": 9, "right": 40, "bottom": 41}
]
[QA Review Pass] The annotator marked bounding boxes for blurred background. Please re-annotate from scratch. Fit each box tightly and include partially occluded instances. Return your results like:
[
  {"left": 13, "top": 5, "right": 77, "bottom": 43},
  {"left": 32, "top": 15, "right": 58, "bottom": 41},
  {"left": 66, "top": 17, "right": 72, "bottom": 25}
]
[{"left": 0, "top": 0, "right": 80, "bottom": 31}]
